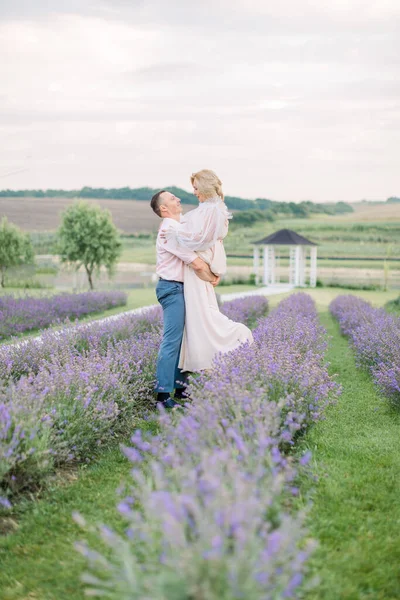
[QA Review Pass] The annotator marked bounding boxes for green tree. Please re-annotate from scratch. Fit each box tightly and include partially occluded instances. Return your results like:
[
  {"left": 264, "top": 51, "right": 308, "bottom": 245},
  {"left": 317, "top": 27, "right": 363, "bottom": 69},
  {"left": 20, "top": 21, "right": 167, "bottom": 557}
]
[
  {"left": 0, "top": 217, "right": 34, "bottom": 287},
  {"left": 57, "top": 201, "right": 122, "bottom": 290},
  {"left": 232, "top": 209, "right": 275, "bottom": 226}
]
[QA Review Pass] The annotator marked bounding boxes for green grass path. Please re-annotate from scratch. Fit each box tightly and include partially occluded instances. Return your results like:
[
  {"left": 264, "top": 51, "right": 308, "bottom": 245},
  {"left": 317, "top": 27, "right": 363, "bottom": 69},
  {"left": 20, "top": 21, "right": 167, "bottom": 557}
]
[
  {"left": 0, "top": 443, "right": 135, "bottom": 599},
  {"left": 301, "top": 312, "right": 400, "bottom": 600}
]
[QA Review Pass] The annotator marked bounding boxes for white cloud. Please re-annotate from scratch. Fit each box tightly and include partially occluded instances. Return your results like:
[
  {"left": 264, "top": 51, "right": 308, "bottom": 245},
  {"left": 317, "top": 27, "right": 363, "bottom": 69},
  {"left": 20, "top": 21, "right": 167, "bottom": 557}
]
[{"left": 0, "top": 3, "right": 399, "bottom": 201}]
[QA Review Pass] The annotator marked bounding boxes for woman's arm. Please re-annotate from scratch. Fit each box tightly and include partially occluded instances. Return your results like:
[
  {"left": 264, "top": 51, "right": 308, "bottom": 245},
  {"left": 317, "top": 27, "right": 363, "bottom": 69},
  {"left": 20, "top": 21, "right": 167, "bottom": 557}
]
[{"left": 162, "top": 202, "right": 231, "bottom": 252}]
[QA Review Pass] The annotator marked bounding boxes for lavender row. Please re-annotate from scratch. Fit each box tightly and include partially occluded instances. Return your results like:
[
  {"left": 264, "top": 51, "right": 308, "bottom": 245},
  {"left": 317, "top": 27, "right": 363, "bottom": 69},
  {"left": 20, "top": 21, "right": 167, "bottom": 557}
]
[
  {"left": 0, "top": 295, "right": 268, "bottom": 383},
  {"left": 0, "top": 296, "right": 268, "bottom": 508},
  {"left": 0, "top": 290, "right": 128, "bottom": 340},
  {"left": 221, "top": 294, "right": 269, "bottom": 328},
  {"left": 76, "top": 293, "right": 340, "bottom": 599},
  {"left": 330, "top": 295, "right": 400, "bottom": 404}
]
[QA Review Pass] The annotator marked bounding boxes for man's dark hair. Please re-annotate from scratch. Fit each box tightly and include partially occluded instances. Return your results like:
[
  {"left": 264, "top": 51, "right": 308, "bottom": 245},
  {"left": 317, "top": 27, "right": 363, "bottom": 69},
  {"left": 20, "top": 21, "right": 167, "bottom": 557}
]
[{"left": 150, "top": 190, "right": 167, "bottom": 217}]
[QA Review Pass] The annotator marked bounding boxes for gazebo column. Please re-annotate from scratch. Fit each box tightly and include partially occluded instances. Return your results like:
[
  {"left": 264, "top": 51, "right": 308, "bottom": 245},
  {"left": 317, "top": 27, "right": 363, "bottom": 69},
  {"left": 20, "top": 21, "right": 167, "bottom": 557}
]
[
  {"left": 253, "top": 246, "right": 260, "bottom": 285},
  {"left": 262, "top": 246, "right": 269, "bottom": 285},
  {"left": 293, "top": 246, "right": 301, "bottom": 286},
  {"left": 269, "top": 247, "right": 276, "bottom": 284},
  {"left": 299, "top": 246, "right": 307, "bottom": 287},
  {"left": 289, "top": 246, "right": 296, "bottom": 285},
  {"left": 263, "top": 245, "right": 275, "bottom": 285},
  {"left": 310, "top": 246, "right": 317, "bottom": 287}
]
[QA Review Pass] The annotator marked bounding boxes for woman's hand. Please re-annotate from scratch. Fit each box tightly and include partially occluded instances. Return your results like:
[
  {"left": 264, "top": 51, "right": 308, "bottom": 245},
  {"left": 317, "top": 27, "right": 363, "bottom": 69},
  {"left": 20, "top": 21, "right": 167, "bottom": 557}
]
[{"left": 159, "top": 227, "right": 173, "bottom": 244}]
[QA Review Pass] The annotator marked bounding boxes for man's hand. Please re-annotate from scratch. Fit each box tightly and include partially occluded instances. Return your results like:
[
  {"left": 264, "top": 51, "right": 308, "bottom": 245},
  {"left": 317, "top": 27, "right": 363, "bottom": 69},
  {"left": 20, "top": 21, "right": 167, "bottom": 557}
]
[{"left": 190, "top": 257, "right": 219, "bottom": 284}]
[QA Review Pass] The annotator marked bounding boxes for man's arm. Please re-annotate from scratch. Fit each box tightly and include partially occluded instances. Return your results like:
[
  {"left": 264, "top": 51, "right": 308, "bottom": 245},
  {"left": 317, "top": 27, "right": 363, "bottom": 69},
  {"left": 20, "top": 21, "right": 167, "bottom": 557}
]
[
  {"left": 191, "top": 258, "right": 220, "bottom": 285},
  {"left": 162, "top": 236, "right": 198, "bottom": 265},
  {"left": 161, "top": 235, "right": 219, "bottom": 285}
]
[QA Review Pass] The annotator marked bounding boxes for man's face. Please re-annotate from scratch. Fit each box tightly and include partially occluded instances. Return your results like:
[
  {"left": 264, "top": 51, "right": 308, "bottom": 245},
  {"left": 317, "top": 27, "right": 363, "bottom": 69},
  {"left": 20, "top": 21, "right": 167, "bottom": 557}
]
[{"left": 159, "top": 192, "right": 182, "bottom": 218}]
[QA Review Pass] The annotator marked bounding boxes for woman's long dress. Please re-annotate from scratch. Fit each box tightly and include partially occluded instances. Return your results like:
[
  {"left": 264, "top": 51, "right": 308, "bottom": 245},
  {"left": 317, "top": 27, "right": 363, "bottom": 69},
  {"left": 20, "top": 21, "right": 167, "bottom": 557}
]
[{"left": 166, "top": 197, "right": 253, "bottom": 372}]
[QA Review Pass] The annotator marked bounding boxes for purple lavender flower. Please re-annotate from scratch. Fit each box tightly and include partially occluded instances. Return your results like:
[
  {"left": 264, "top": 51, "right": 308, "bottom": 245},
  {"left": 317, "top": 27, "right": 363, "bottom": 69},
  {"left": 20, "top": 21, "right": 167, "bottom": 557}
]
[
  {"left": 221, "top": 295, "right": 269, "bottom": 328},
  {"left": 330, "top": 295, "right": 400, "bottom": 404},
  {"left": 0, "top": 291, "right": 127, "bottom": 340},
  {"left": 75, "top": 293, "right": 338, "bottom": 599},
  {"left": 0, "top": 307, "right": 163, "bottom": 498}
]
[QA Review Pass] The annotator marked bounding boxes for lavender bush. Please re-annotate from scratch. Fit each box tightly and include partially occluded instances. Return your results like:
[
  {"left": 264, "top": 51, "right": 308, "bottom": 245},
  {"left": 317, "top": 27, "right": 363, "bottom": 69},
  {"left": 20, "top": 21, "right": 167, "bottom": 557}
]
[
  {"left": 194, "top": 294, "right": 338, "bottom": 433},
  {"left": 0, "top": 290, "right": 128, "bottom": 339},
  {"left": 76, "top": 293, "right": 339, "bottom": 599},
  {"left": 0, "top": 318, "right": 162, "bottom": 499},
  {"left": 221, "top": 295, "right": 269, "bottom": 328},
  {"left": 0, "top": 306, "right": 162, "bottom": 381},
  {"left": 0, "top": 297, "right": 268, "bottom": 506},
  {"left": 330, "top": 295, "right": 400, "bottom": 404}
]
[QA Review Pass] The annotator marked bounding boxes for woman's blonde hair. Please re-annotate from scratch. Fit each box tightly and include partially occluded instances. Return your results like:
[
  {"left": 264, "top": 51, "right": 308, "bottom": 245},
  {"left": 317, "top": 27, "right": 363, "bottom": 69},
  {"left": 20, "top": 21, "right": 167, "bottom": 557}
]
[{"left": 191, "top": 169, "right": 224, "bottom": 200}]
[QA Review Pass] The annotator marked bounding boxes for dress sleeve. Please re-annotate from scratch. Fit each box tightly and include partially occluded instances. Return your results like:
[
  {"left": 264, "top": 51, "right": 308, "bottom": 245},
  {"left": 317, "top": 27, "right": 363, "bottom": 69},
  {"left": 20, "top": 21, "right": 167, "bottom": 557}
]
[{"left": 165, "top": 201, "right": 232, "bottom": 252}]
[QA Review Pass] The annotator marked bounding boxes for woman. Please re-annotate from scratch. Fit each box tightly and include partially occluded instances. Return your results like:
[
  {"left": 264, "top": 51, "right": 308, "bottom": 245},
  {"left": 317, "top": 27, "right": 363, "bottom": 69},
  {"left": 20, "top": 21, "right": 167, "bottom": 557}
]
[{"left": 164, "top": 169, "right": 253, "bottom": 372}]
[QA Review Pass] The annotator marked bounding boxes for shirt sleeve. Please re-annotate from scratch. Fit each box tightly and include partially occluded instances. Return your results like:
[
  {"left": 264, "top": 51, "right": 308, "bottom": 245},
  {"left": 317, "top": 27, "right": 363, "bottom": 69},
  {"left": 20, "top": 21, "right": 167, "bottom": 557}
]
[
  {"left": 165, "top": 202, "right": 232, "bottom": 252},
  {"left": 162, "top": 236, "right": 198, "bottom": 265}
]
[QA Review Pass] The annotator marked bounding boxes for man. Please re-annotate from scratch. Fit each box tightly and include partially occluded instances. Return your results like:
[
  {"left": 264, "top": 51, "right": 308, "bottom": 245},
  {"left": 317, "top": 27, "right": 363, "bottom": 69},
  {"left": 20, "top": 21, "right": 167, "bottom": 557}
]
[{"left": 150, "top": 190, "right": 219, "bottom": 409}]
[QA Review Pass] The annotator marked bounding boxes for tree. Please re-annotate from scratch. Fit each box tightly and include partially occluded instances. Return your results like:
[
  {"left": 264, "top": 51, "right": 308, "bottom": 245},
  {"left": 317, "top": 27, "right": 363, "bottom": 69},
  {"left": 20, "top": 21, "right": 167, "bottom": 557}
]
[
  {"left": 232, "top": 209, "right": 275, "bottom": 226},
  {"left": 334, "top": 201, "right": 353, "bottom": 214},
  {"left": 0, "top": 217, "right": 34, "bottom": 287},
  {"left": 57, "top": 201, "right": 122, "bottom": 290}
]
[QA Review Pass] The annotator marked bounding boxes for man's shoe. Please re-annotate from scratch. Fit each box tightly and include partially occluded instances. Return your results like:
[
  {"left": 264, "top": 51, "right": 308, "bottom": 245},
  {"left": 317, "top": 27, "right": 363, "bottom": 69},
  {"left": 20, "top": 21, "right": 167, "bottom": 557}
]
[
  {"left": 160, "top": 397, "right": 184, "bottom": 411},
  {"left": 174, "top": 388, "right": 191, "bottom": 401}
]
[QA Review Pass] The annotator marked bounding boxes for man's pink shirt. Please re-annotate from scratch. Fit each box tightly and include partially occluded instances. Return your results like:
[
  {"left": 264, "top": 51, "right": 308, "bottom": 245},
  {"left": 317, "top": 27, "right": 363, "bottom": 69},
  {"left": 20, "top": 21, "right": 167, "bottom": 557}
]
[{"left": 156, "top": 217, "right": 197, "bottom": 282}]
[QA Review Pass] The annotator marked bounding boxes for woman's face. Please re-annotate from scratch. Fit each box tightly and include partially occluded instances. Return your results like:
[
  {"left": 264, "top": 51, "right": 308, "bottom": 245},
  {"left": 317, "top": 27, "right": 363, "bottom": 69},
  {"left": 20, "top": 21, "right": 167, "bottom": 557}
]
[{"left": 192, "top": 179, "right": 206, "bottom": 203}]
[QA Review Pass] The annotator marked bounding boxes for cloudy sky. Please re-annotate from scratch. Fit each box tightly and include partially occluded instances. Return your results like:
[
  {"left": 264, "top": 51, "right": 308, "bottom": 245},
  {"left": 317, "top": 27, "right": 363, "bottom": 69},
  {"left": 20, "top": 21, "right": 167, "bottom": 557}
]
[{"left": 0, "top": 0, "right": 399, "bottom": 202}]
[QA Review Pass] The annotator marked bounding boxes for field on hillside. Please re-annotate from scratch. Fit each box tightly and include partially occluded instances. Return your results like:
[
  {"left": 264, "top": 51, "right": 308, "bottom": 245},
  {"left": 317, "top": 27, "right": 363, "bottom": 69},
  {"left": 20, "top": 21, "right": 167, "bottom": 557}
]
[
  {"left": 2, "top": 197, "right": 400, "bottom": 289},
  {"left": 0, "top": 197, "right": 161, "bottom": 234},
  {"left": 225, "top": 214, "right": 400, "bottom": 258},
  {"left": 2, "top": 197, "right": 400, "bottom": 237},
  {"left": 349, "top": 201, "right": 400, "bottom": 220}
]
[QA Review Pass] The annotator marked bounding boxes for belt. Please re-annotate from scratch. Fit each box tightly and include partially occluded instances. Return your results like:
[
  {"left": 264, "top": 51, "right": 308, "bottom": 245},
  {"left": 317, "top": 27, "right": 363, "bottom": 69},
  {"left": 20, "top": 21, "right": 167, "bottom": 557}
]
[{"left": 159, "top": 277, "right": 184, "bottom": 284}]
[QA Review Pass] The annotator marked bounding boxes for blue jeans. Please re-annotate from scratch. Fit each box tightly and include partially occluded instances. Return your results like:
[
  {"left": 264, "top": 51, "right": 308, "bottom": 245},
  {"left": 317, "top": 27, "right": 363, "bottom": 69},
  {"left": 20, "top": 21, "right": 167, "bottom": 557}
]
[{"left": 155, "top": 279, "right": 187, "bottom": 393}]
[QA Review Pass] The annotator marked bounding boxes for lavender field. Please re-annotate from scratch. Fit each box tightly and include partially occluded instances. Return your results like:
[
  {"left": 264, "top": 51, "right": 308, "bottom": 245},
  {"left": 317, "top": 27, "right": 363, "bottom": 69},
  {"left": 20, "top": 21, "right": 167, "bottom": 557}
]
[
  {"left": 330, "top": 295, "right": 400, "bottom": 404},
  {"left": 0, "top": 291, "right": 128, "bottom": 340},
  {"left": 0, "top": 295, "right": 269, "bottom": 508},
  {"left": 2, "top": 290, "right": 400, "bottom": 599},
  {"left": 74, "top": 293, "right": 340, "bottom": 598}
]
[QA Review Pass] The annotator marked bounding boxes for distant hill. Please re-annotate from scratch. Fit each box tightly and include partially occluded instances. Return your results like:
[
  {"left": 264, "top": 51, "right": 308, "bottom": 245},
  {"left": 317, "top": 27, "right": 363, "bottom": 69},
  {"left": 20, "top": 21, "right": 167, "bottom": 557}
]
[
  {"left": 387, "top": 197, "right": 400, "bottom": 203},
  {"left": 0, "top": 186, "right": 353, "bottom": 218}
]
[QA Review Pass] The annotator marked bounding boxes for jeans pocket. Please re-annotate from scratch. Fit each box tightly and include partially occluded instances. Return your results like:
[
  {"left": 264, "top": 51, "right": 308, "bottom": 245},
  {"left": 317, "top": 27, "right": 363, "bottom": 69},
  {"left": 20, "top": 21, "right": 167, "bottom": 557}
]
[{"left": 156, "top": 282, "right": 182, "bottom": 302}]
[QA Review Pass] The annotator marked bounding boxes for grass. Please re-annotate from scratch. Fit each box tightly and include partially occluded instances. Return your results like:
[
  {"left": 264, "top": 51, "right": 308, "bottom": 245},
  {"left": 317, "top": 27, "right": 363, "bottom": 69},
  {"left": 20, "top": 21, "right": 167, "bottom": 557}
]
[
  {"left": 0, "top": 287, "right": 55, "bottom": 297},
  {"left": 0, "top": 446, "right": 129, "bottom": 599},
  {"left": 0, "top": 419, "right": 158, "bottom": 600},
  {"left": 81, "top": 213, "right": 400, "bottom": 266},
  {"left": 298, "top": 312, "right": 400, "bottom": 599},
  {"left": 385, "top": 296, "right": 400, "bottom": 315},
  {"left": 266, "top": 287, "right": 399, "bottom": 312},
  {"left": 224, "top": 257, "right": 400, "bottom": 269}
]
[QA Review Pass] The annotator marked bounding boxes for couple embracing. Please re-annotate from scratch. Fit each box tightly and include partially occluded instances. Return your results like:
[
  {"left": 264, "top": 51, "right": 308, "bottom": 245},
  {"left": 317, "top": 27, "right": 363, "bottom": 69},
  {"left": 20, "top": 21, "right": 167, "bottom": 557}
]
[{"left": 151, "top": 169, "right": 253, "bottom": 410}]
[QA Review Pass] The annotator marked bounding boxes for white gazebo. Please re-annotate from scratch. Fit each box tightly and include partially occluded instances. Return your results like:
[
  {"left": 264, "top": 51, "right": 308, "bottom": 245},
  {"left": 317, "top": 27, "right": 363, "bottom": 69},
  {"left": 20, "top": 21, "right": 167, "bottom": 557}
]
[{"left": 253, "top": 228, "right": 317, "bottom": 287}]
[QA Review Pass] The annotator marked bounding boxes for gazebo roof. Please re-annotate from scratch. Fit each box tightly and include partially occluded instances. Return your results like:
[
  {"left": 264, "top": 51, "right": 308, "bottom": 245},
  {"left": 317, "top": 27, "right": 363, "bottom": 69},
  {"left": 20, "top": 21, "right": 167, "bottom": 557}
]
[{"left": 253, "top": 228, "right": 317, "bottom": 246}]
